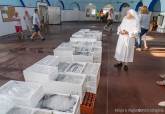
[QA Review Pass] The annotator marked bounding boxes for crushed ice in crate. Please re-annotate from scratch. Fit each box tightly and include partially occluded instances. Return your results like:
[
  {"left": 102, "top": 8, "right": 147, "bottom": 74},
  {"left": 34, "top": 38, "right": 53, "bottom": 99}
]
[
  {"left": 37, "top": 94, "right": 76, "bottom": 113},
  {"left": 7, "top": 107, "right": 32, "bottom": 114},
  {"left": 58, "top": 62, "right": 70, "bottom": 72},
  {"left": 55, "top": 74, "right": 82, "bottom": 84},
  {"left": 0, "top": 82, "right": 33, "bottom": 98},
  {"left": 0, "top": 95, "right": 14, "bottom": 114},
  {"left": 33, "top": 110, "right": 52, "bottom": 114}
]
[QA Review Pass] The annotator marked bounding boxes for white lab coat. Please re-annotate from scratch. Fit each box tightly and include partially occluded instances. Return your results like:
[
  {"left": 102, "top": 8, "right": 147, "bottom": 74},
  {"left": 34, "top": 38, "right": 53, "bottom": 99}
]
[{"left": 115, "top": 17, "right": 140, "bottom": 63}]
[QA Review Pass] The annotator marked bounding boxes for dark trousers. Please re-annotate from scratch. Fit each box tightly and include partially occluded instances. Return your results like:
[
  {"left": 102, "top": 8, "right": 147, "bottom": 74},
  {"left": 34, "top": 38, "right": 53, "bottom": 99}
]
[
  {"left": 136, "top": 28, "right": 148, "bottom": 48},
  {"left": 106, "top": 20, "right": 113, "bottom": 27}
]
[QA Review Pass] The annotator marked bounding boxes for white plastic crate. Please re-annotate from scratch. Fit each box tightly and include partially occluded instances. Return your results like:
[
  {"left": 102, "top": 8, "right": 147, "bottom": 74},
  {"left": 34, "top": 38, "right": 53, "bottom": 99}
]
[
  {"left": 0, "top": 81, "right": 44, "bottom": 107},
  {"left": 54, "top": 43, "right": 102, "bottom": 63},
  {"left": 7, "top": 94, "right": 80, "bottom": 114},
  {"left": 24, "top": 60, "right": 86, "bottom": 103},
  {"left": 63, "top": 62, "right": 101, "bottom": 94},
  {"left": 70, "top": 36, "right": 97, "bottom": 42},
  {"left": 53, "top": 42, "right": 74, "bottom": 62},
  {"left": 43, "top": 73, "right": 86, "bottom": 103},
  {"left": 82, "top": 63, "right": 101, "bottom": 94},
  {"left": 7, "top": 106, "right": 33, "bottom": 114},
  {"left": 0, "top": 95, "right": 15, "bottom": 114},
  {"left": 86, "top": 81, "right": 97, "bottom": 94},
  {"left": 36, "top": 55, "right": 59, "bottom": 67},
  {"left": 93, "top": 48, "right": 102, "bottom": 63},
  {"left": 71, "top": 41, "right": 102, "bottom": 49},
  {"left": 89, "top": 31, "right": 102, "bottom": 41},
  {"left": 35, "top": 55, "right": 70, "bottom": 73},
  {"left": 71, "top": 42, "right": 102, "bottom": 63},
  {"left": 72, "top": 49, "right": 94, "bottom": 63},
  {"left": 23, "top": 64, "right": 58, "bottom": 83},
  {"left": 71, "top": 30, "right": 102, "bottom": 41}
]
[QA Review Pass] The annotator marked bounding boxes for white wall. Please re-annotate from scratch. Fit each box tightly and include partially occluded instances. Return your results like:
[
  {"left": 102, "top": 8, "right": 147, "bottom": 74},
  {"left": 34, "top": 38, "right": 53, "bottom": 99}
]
[
  {"left": 0, "top": 8, "right": 97, "bottom": 36},
  {"left": 61, "top": 10, "right": 96, "bottom": 22},
  {"left": 0, "top": 7, "right": 34, "bottom": 36}
]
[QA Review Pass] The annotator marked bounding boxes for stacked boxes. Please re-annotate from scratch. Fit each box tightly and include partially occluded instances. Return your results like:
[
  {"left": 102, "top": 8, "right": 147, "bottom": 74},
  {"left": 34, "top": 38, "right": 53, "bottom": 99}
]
[
  {"left": 53, "top": 43, "right": 74, "bottom": 62},
  {"left": 82, "top": 63, "right": 101, "bottom": 94},
  {"left": 23, "top": 56, "right": 86, "bottom": 103},
  {"left": 0, "top": 29, "right": 102, "bottom": 114},
  {"left": 11, "top": 94, "right": 80, "bottom": 114},
  {"left": 0, "top": 81, "right": 80, "bottom": 114},
  {"left": 43, "top": 73, "right": 87, "bottom": 103},
  {"left": 64, "top": 62, "right": 101, "bottom": 94},
  {"left": 71, "top": 29, "right": 102, "bottom": 42},
  {"left": 54, "top": 42, "right": 102, "bottom": 63}
]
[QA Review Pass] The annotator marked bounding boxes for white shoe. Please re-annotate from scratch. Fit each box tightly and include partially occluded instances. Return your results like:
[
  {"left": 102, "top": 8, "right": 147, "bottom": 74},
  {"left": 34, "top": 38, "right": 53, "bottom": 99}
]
[
  {"left": 156, "top": 80, "right": 165, "bottom": 86},
  {"left": 158, "top": 101, "right": 165, "bottom": 107},
  {"left": 160, "top": 74, "right": 165, "bottom": 79},
  {"left": 136, "top": 48, "right": 142, "bottom": 51}
]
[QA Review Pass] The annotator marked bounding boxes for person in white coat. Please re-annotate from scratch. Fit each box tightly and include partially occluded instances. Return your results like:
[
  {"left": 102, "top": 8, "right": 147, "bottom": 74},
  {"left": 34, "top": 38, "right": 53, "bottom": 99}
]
[{"left": 114, "top": 9, "right": 140, "bottom": 71}]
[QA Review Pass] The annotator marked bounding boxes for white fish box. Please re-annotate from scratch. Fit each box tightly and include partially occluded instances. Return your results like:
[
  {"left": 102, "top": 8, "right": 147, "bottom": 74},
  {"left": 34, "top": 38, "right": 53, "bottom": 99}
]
[
  {"left": 82, "top": 63, "right": 101, "bottom": 93},
  {"left": 72, "top": 54, "right": 94, "bottom": 63},
  {"left": 70, "top": 36, "right": 97, "bottom": 42},
  {"left": 53, "top": 46, "right": 74, "bottom": 62},
  {"left": 43, "top": 73, "right": 86, "bottom": 103},
  {"left": 35, "top": 55, "right": 70, "bottom": 72},
  {"left": 89, "top": 31, "right": 102, "bottom": 41},
  {"left": 7, "top": 94, "right": 80, "bottom": 114},
  {"left": 72, "top": 30, "right": 102, "bottom": 41},
  {"left": 53, "top": 42, "right": 74, "bottom": 56},
  {"left": 54, "top": 42, "right": 102, "bottom": 63},
  {"left": 7, "top": 106, "right": 33, "bottom": 114},
  {"left": 0, "top": 81, "right": 44, "bottom": 107},
  {"left": 93, "top": 48, "right": 102, "bottom": 63},
  {"left": 0, "top": 95, "right": 15, "bottom": 114},
  {"left": 72, "top": 42, "right": 102, "bottom": 63},
  {"left": 36, "top": 55, "right": 59, "bottom": 67},
  {"left": 70, "top": 41, "right": 102, "bottom": 49},
  {"left": 86, "top": 81, "right": 97, "bottom": 94},
  {"left": 79, "top": 29, "right": 90, "bottom": 32},
  {"left": 64, "top": 62, "right": 101, "bottom": 94},
  {"left": 23, "top": 64, "right": 58, "bottom": 83}
]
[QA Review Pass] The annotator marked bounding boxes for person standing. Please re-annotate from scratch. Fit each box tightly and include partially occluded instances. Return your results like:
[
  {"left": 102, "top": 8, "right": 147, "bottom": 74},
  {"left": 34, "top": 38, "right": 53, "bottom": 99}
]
[
  {"left": 30, "top": 9, "right": 45, "bottom": 41},
  {"left": 136, "top": 6, "right": 150, "bottom": 51},
  {"left": 107, "top": 8, "right": 114, "bottom": 24},
  {"left": 12, "top": 12, "right": 24, "bottom": 40},
  {"left": 114, "top": 9, "right": 140, "bottom": 71},
  {"left": 104, "top": 8, "right": 114, "bottom": 31},
  {"left": 100, "top": 9, "right": 104, "bottom": 22},
  {"left": 23, "top": 10, "right": 32, "bottom": 35}
]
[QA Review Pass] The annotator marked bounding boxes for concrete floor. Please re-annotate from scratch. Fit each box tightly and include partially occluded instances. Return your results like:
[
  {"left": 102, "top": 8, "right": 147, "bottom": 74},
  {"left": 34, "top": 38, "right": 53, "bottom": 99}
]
[{"left": 0, "top": 22, "right": 165, "bottom": 114}]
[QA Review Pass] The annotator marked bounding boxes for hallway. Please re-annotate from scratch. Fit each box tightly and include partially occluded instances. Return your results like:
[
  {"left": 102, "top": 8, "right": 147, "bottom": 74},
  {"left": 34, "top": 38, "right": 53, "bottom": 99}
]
[{"left": 0, "top": 22, "right": 165, "bottom": 114}]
